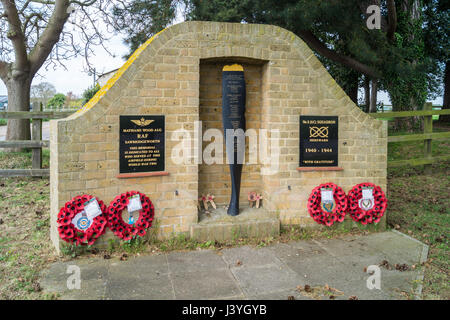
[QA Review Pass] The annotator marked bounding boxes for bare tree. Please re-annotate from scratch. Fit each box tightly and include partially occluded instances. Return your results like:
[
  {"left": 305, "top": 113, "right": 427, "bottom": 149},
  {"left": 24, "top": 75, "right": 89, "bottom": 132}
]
[
  {"left": 0, "top": 0, "right": 120, "bottom": 150},
  {"left": 31, "top": 81, "right": 56, "bottom": 107}
]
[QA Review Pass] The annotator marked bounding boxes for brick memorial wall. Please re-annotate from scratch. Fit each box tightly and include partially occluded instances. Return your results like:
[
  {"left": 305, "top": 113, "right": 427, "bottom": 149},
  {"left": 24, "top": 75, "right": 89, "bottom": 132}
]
[{"left": 50, "top": 21, "right": 387, "bottom": 252}]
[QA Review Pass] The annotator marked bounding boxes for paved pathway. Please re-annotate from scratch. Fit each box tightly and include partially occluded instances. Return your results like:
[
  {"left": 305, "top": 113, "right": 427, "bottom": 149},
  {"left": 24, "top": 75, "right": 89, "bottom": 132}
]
[{"left": 40, "top": 231, "right": 428, "bottom": 300}]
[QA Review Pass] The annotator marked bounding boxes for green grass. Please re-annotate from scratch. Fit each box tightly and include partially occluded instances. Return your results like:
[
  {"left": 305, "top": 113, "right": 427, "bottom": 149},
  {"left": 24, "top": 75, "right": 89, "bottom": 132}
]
[
  {"left": 386, "top": 123, "right": 449, "bottom": 299},
  {"left": 387, "top": 162, "right": 449, "bottom": 300},
  {"left": 0, "top": 176, "right": 53, "bottom": 299},
  {"left": 0, "top": 150, "right": 54, "bottom": 299},
  {"left": 0, "top": 149, "right": 50, "bottom": 169},
  {"left": 388, "top": 126, "right": 450, "bottom": 162}
]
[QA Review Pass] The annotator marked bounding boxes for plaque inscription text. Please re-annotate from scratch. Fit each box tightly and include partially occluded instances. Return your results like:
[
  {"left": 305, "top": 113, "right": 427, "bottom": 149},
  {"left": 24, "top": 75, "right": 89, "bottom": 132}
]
[
  {"left": 119, "top": 115, "right": 165, "bottom": 174},
  {"left": 299, "top": 116, "right": 338, "bottom": 167}
]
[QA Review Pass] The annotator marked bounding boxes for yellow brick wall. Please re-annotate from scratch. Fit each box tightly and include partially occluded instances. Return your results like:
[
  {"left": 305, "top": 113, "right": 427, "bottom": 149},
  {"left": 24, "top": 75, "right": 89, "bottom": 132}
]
[{"left": 50, "top": 21, "right": 387, "bottom": 252}]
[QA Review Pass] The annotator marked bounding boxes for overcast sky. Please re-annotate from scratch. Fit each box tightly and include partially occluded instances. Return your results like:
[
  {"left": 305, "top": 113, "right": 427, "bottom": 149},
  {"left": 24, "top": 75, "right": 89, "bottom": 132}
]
[
  {"left": 0, "top": 31, "right": 128, "bottom": 97},
  {"left": 0, "top": 18, "right": 443, "bottom": 106}
]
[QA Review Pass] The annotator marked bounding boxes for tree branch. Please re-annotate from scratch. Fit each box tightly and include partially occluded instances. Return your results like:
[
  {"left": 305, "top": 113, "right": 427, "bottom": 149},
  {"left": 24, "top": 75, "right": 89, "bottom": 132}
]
[
  {"left": 1, "top": 0, "right": 29, "bottom": 76},
  {"left": 23, "top": 12, "right": 44, "bottom": 33},
  {"left": 29, "top": 0, "right": 71, "bottom": 76},
  {"left": 30, "top": 0, "right": 56, "bottom": 4},
  {"left": 70, "top": 0, "right": 97, "bottom": 6},
  {"left": 297, "top": 30, "right": 381, "bottom": 79}
]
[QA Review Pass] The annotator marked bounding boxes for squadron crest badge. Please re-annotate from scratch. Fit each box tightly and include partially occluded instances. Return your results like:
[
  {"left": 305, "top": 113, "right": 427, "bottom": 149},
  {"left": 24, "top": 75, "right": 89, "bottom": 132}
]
[
  {"left": 359, "top": 187, "right": 375, "bottom": 211},
  {"left": 320, "top": 188, "right": 335, "bottom": 213}
]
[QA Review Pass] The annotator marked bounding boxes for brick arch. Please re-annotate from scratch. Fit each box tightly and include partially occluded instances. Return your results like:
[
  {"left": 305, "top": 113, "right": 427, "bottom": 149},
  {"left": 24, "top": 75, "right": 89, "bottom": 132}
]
[{"left": 65, "top": 23, "right": 340, "bottom": 117}]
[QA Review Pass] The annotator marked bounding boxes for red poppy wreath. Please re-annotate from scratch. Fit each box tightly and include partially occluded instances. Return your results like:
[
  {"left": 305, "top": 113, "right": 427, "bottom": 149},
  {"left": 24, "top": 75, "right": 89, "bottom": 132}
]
[
  {"left": 57, "top": 195, "right": 108, "bottom": 246},
  {"left": 307, "top": 183, "right": 348, "bottom": 226},
  {"left": 347, "top": 183, "right": 387, "bottom": 225},
  {"left": 106, "top": 191, "right": 155, "bottom": 241}
]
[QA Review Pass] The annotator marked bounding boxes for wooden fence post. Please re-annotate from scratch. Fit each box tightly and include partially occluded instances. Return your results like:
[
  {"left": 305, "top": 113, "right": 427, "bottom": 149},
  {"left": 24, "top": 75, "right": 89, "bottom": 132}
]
[
  {"left": 32, "top": 102, "right": 42, "bottom": 171},
  {"left": 424, "top": 102, "right": 433, "bottom": 174}
]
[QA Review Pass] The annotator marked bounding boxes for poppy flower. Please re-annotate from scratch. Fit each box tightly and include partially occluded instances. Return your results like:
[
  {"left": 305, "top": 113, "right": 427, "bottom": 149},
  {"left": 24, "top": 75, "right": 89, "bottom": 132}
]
[
  {"left": 64, "top": 229, "right": 74, "bottom": 239},
  {"left": 138, "top": 229, "right": 146, "bottom": 237}
]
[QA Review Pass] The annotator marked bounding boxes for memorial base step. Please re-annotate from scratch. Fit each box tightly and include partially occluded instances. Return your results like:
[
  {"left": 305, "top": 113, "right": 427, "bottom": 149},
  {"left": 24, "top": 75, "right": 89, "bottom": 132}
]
[{"left": 190, "top": 206, "right": 280, "bottom": 242}]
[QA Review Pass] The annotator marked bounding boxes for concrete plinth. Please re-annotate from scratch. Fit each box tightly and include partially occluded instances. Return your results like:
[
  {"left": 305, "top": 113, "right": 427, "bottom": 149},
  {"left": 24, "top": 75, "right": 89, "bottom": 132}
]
[{"left": 191, "top": 206, "right": 280, "bottom": 242}]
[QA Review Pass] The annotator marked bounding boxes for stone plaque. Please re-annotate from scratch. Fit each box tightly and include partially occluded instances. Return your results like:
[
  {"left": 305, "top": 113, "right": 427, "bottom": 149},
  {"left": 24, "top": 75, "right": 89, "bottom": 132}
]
[
  {"left": 299, "top": 116, "right": 338, "bottom": 167},
  {"left": 119, "top": 115, "right": 165, "bottom": 174}
]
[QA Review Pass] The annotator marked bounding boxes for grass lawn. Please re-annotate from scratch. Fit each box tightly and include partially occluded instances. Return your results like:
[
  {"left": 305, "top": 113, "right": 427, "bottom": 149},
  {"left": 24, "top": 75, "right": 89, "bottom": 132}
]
[
  {"left": 0, "top": 149, "right": 54, "bottom": 299},
  {"left": 386, "top": 122, "right": 450, "bottom": 299},
  {"left": 0, "top": 122, "right": 448, "bottom": 299},
  {"left": 387, "top": 162, "right": 449, "bottom": 300}
]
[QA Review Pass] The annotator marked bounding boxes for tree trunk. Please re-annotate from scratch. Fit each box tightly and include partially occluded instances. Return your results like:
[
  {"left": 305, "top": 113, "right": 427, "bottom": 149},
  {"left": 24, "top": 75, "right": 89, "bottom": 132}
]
[
  {"left": 5, "top": 76, "right": 32, "bottom": 152},
  {"left": 441, "top": 61, "right": 449, "bottom": 124},
  {"left": 347, "top": 73, "right": 359, "bottom": 105},
  {"left": 369, "top": 79, "right": 378, "bottom": 113},
  {"left": 364, "top": 76, "right": 371, "bottom": 112}
]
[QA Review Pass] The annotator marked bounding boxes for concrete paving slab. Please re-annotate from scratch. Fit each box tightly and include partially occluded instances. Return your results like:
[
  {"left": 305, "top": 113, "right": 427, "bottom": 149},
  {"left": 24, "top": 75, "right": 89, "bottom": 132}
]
[
  {"left": 265, "top": 242, "right": 328, "bottom": 263},
  {"left": 167, "top": 250, "right": 227, "bottom": 274},
  {"left": 248, "top": 289, "right": 314, "bottom": 300},
  {"left": 40, "top": 231, "right": 428, "bottom": 300},
  {"left": 62, "top": 279, "right": 108, "bottom": 300},
  {"left": 40, "top": 259, "right": 109, "bottom": 294},
  {"left": 280, "top": 254, "right": 356, "bottom": 286},
  {"left": 379, "top": 270, "right": 419, "bottom": 293},
  {"left": 220, "top": 245, "right": 283, "bottom": 268},
  {"left": 40, "top": 261, "right": 77, "bottom": 292},
  {"left": 336, "top": 254, "right": 392, "bottom": 275},
  {"left": 105, "top": 274, "right": 174, "bottom": 300},
  {"left": 326, "top": 270, "right": 419, "bottom": 300},
  {"left": 106, "top": 257, "right": 173, "bottom": 300},
  {"left": 327, "top": 278, "right": 395, "bottom": 300},
  {"left": 230, "top": 264, "right": 305, "bottom": 296},
  {"left": 285, "top": 240, "right": 328, "bottom": 255},
  {"left": 347, "top": 233, "right": 424, "bottom": 265},
  {"left": 75, "top": 260, "right": 110, "bottom": 280},
  {"left": 109, "top": 254, "right": 169, "bottom": 276},
  {"left": 171, "top": 269, "right": 241, "bottom": 300},
  {"left": 380, "top": 244, "right": 425, "bottom": 265},
  {"left": 313, "top": 237, "right": 382, "bottom": 257}
]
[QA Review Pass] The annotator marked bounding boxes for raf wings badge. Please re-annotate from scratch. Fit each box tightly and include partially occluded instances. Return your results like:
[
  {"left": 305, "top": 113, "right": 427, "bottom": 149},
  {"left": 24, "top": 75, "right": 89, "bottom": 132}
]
[{"left": 131, "top": 118, "right": 155, "bottom": 127}]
